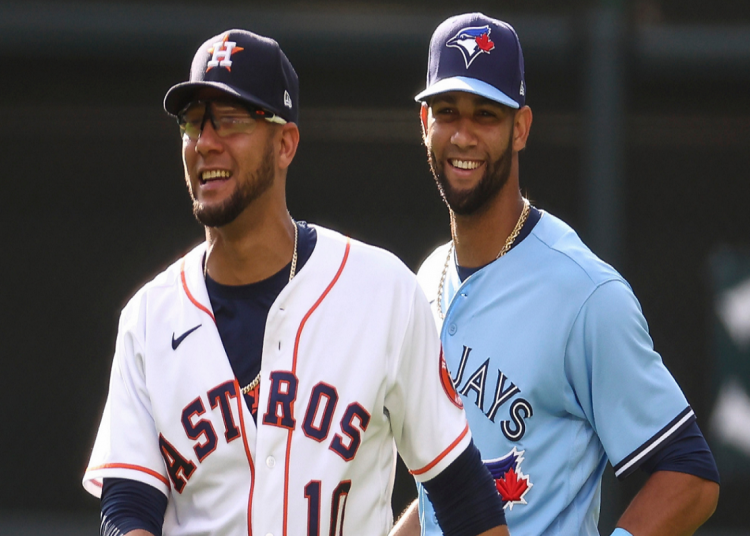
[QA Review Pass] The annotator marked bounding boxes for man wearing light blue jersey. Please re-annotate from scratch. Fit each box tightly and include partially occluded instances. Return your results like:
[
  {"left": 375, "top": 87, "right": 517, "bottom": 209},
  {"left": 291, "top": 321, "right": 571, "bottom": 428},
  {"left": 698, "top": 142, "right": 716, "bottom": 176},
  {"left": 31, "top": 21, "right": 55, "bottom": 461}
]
[{"left": 390, "top": 12, "right": 720, "bottom": 536}]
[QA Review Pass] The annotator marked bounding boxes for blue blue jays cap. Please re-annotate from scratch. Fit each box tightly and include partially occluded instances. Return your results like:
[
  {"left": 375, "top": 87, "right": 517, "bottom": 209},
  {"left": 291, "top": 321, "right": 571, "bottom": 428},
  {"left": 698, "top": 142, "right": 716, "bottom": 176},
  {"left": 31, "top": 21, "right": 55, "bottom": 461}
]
[
  {"left": 164, "top": 29, "right": 299, "bottom": 124},
  {"left": 415, "top": 13, "right": 526, "bottom": 109}
]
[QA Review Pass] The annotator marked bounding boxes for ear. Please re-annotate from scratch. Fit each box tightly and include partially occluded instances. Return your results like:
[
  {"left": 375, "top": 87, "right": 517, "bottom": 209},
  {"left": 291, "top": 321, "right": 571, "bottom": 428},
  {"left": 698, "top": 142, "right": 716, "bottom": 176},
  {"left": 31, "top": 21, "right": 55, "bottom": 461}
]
[
  {"left": 277, "top": 122, "right": 300, "bottom": 170},
  {"left": 512, "top": 106, "right": 533, "bottom": 152},
  {"left": 419, "top": 102, "right": 429, "bottom": 140}
]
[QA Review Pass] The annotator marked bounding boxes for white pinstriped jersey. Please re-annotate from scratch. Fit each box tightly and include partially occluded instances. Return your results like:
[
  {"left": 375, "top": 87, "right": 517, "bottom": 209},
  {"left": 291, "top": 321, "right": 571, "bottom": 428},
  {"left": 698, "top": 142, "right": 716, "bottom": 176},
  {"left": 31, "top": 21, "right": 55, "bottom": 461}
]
[
  {"left": 416, "top": 212, "right": 694, "bottom": 536},
  {"left": 83, "top": 225, "right": 471, "bottom": 536}
]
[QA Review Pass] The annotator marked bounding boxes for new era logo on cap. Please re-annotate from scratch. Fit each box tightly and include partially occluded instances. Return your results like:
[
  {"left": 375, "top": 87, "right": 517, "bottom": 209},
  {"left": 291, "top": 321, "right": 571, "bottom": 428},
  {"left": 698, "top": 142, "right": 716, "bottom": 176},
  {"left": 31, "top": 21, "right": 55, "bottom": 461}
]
[{"left": 415, "top": 13, "right": 526, "bottom": 110}]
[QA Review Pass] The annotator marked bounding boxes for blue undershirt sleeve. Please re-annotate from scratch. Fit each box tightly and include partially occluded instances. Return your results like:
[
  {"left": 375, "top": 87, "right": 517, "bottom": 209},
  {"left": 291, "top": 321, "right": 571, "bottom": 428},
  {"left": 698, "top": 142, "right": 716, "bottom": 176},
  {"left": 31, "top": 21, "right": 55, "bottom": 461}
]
[
  {"left": 421, "top": 440, "right": 506, "bottom": 536},
  {"left": 640, "top": 421, "right": 720, "bottom": 484},
  {"left": 101, "top": 478, "right": 167, "bottom": 536}
]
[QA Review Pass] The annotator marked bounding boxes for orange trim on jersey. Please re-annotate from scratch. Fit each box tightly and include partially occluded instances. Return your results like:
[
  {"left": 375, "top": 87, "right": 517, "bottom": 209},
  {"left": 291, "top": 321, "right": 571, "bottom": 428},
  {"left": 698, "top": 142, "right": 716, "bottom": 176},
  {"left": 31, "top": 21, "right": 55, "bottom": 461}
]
[
  {"left": 235, "top": 378, "right": 255, "bottom": 536},
  {"left": 283, "top": 238, "right": 351, "bottom": 536},
  {"left": 87, "top": 463, "right": 170, "bottom": 487},
  {"left": 409, "top": 422, "right": 470, "bottom": 476},
  {"left": 180, "top": 258, "right": 216, "bottom": 324}
]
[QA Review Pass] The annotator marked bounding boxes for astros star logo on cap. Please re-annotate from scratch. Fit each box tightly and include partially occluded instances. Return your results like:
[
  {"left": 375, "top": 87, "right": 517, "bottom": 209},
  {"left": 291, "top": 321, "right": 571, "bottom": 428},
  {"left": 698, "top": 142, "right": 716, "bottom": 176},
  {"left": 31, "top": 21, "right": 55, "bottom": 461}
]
[
  {"left": 206, "top": 34, "right": 244, "bottom": 72},
  {"left": 446, "top": 25, "right": 495, "bottom": 68}
]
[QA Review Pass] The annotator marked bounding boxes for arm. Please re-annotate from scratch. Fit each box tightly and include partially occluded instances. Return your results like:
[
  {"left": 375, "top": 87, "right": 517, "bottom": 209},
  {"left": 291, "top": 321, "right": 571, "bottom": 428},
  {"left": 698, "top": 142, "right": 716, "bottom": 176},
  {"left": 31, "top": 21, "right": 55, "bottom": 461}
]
[
  {"left": 389, "top": 288, "right": 508, "bottom": 535},
  {"left": 389, "top": 501, "right": 510, "bottom": 536},
  {"left": 397, "top": 442, "right": 509, "bottom": 536},
  {"left": 480, "top": 528, "right": 510, "bottom": 536},
  {"left": 389, "top": 500, "right": 420, "bottom": 536},
  {"left": 388, "top": 513, "right": 508, "bottom": 536},
  {"left": 616, "top": 471, "right": 719, "bottom": 536},
  {"left": 567, "top": 282, "right": 719, "bottom": 534},
  {"left": 101, "top": 478, "right": 166, "bottom": 536}
]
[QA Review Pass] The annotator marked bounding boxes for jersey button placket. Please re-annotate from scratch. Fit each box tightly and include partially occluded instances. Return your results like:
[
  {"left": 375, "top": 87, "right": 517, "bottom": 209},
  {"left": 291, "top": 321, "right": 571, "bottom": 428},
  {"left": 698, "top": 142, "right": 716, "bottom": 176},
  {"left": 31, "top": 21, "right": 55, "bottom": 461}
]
[{"left": 445, "top": 282, "right": 468, "bottom": 336}]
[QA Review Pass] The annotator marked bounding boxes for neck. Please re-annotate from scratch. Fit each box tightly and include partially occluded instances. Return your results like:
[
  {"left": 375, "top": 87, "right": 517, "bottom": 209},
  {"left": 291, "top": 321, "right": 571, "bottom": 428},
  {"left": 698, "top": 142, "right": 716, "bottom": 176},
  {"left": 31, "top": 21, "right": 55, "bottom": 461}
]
[
  {"left": 451, "top": 183, "right": 525, "bottom": 269},
  {"left": 204, "top": 199, "right": 296, "bottom": 285}
]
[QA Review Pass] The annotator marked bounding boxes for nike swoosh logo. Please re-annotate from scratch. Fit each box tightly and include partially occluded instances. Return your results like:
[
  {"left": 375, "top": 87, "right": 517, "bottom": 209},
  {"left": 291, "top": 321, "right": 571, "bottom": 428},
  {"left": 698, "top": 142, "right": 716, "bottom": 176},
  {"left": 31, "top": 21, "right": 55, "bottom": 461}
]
[{"left": 172, "top": 324, "right": 202, "bottom": 350}]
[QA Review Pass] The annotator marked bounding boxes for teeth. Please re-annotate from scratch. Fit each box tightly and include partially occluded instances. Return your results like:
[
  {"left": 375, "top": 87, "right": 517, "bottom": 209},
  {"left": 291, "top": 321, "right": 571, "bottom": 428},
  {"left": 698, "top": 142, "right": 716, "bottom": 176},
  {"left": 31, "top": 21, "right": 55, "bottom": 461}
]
[
  {"left": 451, "top": 159, "right": 481, "bottom": 170},
  {"left": 201, "top": 170, "right": 231, "bottom": 181}
]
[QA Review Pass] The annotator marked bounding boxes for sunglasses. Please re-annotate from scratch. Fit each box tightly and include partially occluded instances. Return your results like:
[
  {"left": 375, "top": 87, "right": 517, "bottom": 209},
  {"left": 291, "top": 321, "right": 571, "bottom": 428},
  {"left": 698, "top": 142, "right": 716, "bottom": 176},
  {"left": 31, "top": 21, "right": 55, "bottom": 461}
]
[{"left": 177, "top": 100, "right": 287, "bottom": 140}]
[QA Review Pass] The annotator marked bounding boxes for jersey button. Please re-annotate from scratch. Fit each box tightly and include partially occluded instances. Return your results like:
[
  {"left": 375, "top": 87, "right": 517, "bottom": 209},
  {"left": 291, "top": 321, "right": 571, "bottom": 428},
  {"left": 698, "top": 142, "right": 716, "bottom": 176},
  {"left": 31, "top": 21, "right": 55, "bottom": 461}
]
[
  {"left": 448, "top": 323, "right": 457, "bottom": 335},
  {"left": 266, "top": 456, "right": 276, "bottom": 468}
]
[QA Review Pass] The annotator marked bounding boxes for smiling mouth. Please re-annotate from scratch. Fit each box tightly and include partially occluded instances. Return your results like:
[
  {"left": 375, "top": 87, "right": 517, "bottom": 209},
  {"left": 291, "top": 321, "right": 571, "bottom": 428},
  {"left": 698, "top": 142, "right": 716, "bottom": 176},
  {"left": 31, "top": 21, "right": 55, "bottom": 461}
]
[
  {"left": 200, "top": 169, "right": 232, "bottom": 184},
  {"left": 449, "top": 159, "right": 483, "bottom": 170}
]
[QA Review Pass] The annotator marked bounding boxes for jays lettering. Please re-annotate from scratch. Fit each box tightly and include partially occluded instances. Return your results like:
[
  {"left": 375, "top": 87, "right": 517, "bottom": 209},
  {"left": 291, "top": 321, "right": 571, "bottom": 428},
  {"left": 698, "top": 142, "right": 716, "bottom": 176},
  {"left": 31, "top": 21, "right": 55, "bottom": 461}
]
[
  {"left": 452, "top": 345, "right": 533, "bottom": 441},
  {"left": 159, "top": 375, "right": 370, "bottom": 492}
]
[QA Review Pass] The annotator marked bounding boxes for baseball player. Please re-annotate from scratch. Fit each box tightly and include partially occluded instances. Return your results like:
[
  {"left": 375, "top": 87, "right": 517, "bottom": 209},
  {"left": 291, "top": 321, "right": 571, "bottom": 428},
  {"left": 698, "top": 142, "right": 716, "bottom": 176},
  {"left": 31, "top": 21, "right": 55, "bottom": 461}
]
[
  {"left": 390, "top": 13, "right": 720, "bottom": 536},
  {"left": 82, "top": 29, "right": 510, "bottom": 536}
]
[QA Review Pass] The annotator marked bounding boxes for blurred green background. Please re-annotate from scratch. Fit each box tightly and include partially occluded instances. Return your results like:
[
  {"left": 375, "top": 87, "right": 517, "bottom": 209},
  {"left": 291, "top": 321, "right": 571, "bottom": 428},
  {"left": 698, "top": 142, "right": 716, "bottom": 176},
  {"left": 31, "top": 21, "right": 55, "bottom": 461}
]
[{"left": 1, "top": 0, "right": 749, "bottom": 534}]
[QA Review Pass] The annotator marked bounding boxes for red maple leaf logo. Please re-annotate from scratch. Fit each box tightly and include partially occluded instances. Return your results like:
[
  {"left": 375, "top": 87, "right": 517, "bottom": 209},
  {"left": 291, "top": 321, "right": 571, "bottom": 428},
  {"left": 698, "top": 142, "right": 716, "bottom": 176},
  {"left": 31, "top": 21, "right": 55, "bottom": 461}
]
[
  {"left": 495, "top": 468, "right": 530, "bottom": 503},
  {"left": 475, "top": 33, "right": 495, "bottom": 52}
]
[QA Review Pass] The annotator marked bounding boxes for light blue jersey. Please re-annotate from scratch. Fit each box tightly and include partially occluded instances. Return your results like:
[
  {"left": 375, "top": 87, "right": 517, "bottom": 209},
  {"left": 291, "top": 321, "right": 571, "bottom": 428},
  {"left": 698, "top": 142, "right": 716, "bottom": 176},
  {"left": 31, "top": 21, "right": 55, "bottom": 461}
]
[{"left": 416, "top": 211, "right": 694, "bottom": 536}]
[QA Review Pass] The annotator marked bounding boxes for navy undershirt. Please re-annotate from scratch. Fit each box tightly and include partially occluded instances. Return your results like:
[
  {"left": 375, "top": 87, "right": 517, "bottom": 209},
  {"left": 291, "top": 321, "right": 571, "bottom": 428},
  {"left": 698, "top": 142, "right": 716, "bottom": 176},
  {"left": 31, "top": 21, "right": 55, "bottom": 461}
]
[{"left": 205, "top": 221, "right": 317, "bottom": 420}]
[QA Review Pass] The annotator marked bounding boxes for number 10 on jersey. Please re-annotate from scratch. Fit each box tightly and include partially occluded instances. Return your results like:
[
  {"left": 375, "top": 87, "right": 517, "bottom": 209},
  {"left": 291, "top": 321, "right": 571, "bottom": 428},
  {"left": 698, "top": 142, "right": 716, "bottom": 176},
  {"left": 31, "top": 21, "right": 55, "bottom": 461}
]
[{"left": 305, "top": 480, "right": 351, "bottom": 536}]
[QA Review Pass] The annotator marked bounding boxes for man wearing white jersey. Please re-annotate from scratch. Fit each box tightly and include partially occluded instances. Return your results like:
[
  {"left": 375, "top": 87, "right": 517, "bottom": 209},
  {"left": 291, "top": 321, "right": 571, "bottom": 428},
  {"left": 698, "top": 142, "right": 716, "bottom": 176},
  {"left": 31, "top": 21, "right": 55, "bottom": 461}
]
[
  {"left": 391, "top": 12, "right": 720, "bottom": 536},
  {"left": 83, "top": 29, "right": 509, "bottom": 536}
]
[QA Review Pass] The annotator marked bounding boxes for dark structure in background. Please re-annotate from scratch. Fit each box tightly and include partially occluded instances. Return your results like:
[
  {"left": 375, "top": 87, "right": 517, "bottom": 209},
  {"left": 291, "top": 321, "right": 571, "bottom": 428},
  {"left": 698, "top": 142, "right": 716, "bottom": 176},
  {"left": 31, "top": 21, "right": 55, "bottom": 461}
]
[{"left": 2, "top": 1, "right": 749, "bottom": 533}]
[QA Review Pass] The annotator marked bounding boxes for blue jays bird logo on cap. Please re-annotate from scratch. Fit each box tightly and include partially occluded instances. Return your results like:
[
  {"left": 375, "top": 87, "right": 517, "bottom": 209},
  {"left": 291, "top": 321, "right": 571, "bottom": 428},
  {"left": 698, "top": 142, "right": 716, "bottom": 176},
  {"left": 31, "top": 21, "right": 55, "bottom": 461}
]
[
  {"left": 447, "top": 25, "right": 496, "bottom": 68},
  {"left": 485, "top": 447, "right": 533, "bottom": 510}
]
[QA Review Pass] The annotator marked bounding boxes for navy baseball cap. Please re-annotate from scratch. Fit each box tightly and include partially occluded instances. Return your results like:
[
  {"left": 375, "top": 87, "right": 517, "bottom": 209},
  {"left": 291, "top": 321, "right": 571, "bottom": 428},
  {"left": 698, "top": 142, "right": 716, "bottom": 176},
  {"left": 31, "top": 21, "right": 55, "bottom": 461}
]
[
  {"left": 164, "top": 29, "right": 299, "bottom": 124},
  {"left": 415, "top": 13, "right": 525, "bottom": 109}
]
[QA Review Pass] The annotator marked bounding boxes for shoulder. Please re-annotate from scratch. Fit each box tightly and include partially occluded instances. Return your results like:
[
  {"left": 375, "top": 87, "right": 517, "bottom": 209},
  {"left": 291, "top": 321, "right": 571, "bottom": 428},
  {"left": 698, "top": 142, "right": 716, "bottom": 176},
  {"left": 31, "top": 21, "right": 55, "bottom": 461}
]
[
  {"left": 119, "top": 242, "right": 205, "bottom": 322},
  {"left": 526, "top": 212, "right": 627, "bottom": 290},
  {"left": 416, "top": 241, "right": 452, "bottom": 302},
  {"left": 313, "top": 224, "right": 418, "bottom": 285}
]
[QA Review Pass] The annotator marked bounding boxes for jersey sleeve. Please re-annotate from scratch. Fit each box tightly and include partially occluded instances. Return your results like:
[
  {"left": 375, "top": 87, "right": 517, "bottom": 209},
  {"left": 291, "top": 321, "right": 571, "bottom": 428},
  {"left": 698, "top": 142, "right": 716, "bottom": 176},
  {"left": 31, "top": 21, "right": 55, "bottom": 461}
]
[
  {"left": 385, "top": 282, "right": 471, "bottom": 483},
  {"left": 565, "top": 279, "right": 694, "bottom": 479},
  {"left": 82, "top": 300, "right": 170, "bottom": 498}
]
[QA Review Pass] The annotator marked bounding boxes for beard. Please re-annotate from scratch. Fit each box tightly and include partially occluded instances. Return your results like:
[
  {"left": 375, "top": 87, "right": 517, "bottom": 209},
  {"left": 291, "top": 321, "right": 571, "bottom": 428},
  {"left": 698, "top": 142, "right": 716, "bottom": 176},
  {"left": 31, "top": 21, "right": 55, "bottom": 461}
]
[
  {"left": 190, "top": 138, "right": 275, "bottom": 228},
  {"left": 428, "top": 129, "right": 514, "bottom": 216}
]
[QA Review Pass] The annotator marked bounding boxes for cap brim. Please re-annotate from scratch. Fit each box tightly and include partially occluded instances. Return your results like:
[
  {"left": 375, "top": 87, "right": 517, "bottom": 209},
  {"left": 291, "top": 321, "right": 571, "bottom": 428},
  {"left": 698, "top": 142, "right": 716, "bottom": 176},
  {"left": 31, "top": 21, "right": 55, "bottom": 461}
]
[
  {"left": 163, "top": 81, "right": 278, "bottom": 117},
  {"left": 414, "top": 76, "right": 520, "bottom": 109}
]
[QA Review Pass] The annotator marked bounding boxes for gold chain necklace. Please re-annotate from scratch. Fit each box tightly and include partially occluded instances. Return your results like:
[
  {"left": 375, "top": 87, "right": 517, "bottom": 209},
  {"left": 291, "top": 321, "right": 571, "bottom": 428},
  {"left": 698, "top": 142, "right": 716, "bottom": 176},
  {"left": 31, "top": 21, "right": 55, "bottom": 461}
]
[
  {"left": 203, "top": 216, "right": 298, "bottom": 282},
  {"left": 229, "top": 217, "right": 298, "bottom": 397},
  {"left": 436, "top": 199, "right": 530, "bottom": 320}
]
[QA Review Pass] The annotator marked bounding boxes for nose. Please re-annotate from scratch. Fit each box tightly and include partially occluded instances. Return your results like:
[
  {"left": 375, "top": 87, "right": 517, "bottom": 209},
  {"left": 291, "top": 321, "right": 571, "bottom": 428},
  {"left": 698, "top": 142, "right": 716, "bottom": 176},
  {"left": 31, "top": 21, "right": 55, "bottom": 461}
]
[
  {"left": 194, "top": 119, "right": 224, "bottom": 155},
  {"left": 450, "top": 118, "right": 478, "bottom": 149}
]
